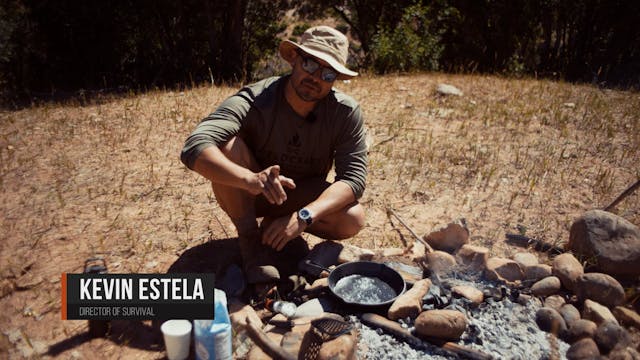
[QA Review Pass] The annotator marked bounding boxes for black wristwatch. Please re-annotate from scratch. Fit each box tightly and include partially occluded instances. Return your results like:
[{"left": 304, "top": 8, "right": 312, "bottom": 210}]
[{"left": 297, "top": 208, "right": 313, "bottom": 226}]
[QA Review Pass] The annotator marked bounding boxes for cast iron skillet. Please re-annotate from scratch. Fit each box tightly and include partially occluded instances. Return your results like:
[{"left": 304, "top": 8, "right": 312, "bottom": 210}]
[{"left": 325, "top": 261, "right": 406, "bottom": 308}]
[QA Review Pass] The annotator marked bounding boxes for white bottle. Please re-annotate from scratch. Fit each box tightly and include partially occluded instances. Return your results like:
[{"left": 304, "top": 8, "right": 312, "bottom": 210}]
[
  {"left": 194, "top": 289, "right": 232, "bottom": 360},
  {"left": 271, "top": 300, "right": 297, "bottom": 318}
]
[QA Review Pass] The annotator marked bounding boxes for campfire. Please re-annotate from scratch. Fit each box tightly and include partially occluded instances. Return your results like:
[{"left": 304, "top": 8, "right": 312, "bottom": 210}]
[{"left": 222, "top": 211, "right": 640, "bottom": 360}]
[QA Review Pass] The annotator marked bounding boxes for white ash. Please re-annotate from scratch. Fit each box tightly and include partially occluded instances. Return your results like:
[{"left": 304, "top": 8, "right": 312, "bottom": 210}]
[
  {"left": 353, "top": 269, "right": 570, "bottom": 359},
  {"left": 461, "top": 297, "right": 569, "bottom": 359},
  {"left": 352, "top": 318, "right": 450, "bottom": 360},
  {"left": 442, "top": 270, "right": 570, "bottom": 359}
]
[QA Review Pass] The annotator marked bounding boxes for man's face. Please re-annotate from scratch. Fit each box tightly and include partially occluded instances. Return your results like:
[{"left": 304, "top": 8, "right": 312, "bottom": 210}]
[{"left": 289, "top": 51, "right": 336, "bottom": 103}]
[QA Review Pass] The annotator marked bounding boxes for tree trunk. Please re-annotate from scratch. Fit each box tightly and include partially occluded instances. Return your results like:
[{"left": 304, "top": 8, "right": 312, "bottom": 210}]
[{"left": 221, "top": 0, "right": 247, "bottom": 82}]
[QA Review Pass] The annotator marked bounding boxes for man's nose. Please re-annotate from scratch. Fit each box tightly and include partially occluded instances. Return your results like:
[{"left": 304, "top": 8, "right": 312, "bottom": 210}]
[{"left": 308, "top": 68, "right": 325, "bottom": 82}]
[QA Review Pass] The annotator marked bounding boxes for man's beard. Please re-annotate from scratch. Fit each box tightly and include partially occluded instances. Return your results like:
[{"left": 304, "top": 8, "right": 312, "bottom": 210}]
[{"left": 294, "top": 78, "right": 323, "bottom": 102}]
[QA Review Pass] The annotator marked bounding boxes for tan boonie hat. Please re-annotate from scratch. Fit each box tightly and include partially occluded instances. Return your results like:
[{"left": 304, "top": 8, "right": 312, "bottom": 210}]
[{"left": 279, "top": 25, "right": 358, "bottom": 79}]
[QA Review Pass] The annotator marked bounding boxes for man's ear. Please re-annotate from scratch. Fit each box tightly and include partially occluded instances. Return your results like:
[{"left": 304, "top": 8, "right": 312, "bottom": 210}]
[{"left": 281, "top": 47, "right": 298, "bottom": 65}]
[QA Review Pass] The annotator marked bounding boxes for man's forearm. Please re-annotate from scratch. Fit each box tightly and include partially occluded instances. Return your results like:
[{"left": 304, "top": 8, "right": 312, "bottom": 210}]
[
  {"left": 192, "top": 145, "right": 253, "bottom": 191},
  {"left": 304, "top": 181, "right": 356, "bottom": 222}
]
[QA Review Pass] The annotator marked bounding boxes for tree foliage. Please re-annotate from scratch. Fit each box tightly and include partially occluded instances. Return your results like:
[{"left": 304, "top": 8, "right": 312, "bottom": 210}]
[
  {"left": 0, "top": 0, "right": 286, "bottom": 103},
  {"left": 369, "top": 4, "right": 443, "bottom": 73},
  {"left": 1, "top": 0, "right": 638, "bottom": 105}
]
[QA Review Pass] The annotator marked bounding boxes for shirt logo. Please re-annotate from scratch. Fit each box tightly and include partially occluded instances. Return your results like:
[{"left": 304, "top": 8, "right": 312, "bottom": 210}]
[{"left": 287, "top": 132, "right": 302, "bottom": 154}]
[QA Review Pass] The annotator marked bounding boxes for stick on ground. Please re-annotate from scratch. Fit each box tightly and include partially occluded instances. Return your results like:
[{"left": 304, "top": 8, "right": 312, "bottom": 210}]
[
  {"left": 386, "top": 207, "right": 434, "bottom": 253},
  {"left": 604, "top": 179, "right": 640, "bottom": 212}
]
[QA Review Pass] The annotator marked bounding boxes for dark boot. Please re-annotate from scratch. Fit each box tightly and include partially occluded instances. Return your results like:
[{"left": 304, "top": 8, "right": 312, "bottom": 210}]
[
  {"left": 233, "top": 217, "right": 280, "bottom": 284},
  {"left": 237, "top": 230, "right": 280, "bottom": 284}
]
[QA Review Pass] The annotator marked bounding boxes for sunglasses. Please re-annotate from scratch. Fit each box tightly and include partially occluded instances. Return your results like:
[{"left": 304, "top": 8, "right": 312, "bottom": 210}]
[{"left": 297, "top": 51, "right": 338, "bottom": 82}]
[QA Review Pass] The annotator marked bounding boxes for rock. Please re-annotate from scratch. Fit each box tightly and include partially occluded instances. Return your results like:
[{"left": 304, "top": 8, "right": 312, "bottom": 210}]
[
  {"left": 531, "top": 276, "right": 562, "bottom": 297},
  {"left": 229, "top": 300, "right": 264, "bottom": 358},
  {"left": 594, "top": 321, "right": 631, "bottom": 354},
  {"left": 409, "top": 241, "right": 427, "bottom": 263},
  {"left": 574, "top": 272, "right": 625, "bottom": 308},
  {"left": 560, "top": 304, "right": 582, "bottom": 325},
  {"left": 15, "top": 273, "right": 43, "bottom": 290},
  {"left": 567, "top": 338, "right": 600, "bottom": 360},
  {"left": 525, "top": 264, "right": 553, "bottom": 282},
  {"left": 565, "top": 319, "right": 597, "bottom": 343},
  {"left": 377, "top": 248, "right": 405, "bottom": 257},
  {"left": 339, "top": 244, "right": 375, "bottom": 263},
  {"left": 535, "top": 307, "right": 567, "bottom": 335},
  {"left": 281, "top": 331, "right": 305, "bottom": 357},
  {"left": 544, "top": 295, "right": 566, "bottom": 311},
  {"left": 144, "top": 260, "right": 158, "bottom": 269},
  {"left": 246, "top": 326, "right": 286, "bottom": 360},
  {"left": 426, "top": 251, "right": 457, "bottom": 274},
  {"left": 291, "top": 313, "right": 358, "bottom": 360},
  {"left": 229, "top": 300, "right": 263, "bottom": 330},
  {"left": 388, "top": 278, "right": 432, "bottom": 320},
  {"left": 423, "top": 220, "right": 469, "bottom": 253},
  {"left": 300, "top": 241, "right": 343, "bottom": 277},
  {"left": 552, "top": 253, "right": 584, "bottom": 291},
  {"left": 613, "top": 306, "right": 640, "bottom": 330},
  {"left": 415, "top": 310, "right": 467, "bottom": 341},
  {"left": 513, "top": 252, "right": 539, "bottom": 270},
  {"left": 0, "top": 279, "right": 14, "bottom": 298},
  {"left": 451, "top": 285, "right": 484, "bottom": 305},
  {"left": 517, "top": 293, "right": 542, "bottom": 307},
  {"left": 568, "top": 210, "right": 640, "bottom": 277},
  {"left": 583, "top": 299, "right": 619, "bottom": 325},
  {"left": 305, "top": 277, "right": 329, "bottom": 294},
  {"left": 294, "top": 299, "right": 327, "bottom": 319},
  {"left": 455, "top": 244, "right": 489, "bottom": 271},
  {"left": 385, "top": 262, "right": 423, "bottom": 284},
  {"left": 484, "top": 257, "right": 524, "bottom": 283},
  {"left": 317, "top": 331, "right": 357, "bottom": 360},
  {"left": 436, "top": 84, "right": 463, "bottom": 96},
  {"left": 608, "top": 345, "right": 640, "bottom": 360}
]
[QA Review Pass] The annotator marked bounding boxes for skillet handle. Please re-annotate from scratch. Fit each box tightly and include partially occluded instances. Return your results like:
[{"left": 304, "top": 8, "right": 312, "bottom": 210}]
[{"left": 301, "top": 259, "right": 332, "bottom": 276}]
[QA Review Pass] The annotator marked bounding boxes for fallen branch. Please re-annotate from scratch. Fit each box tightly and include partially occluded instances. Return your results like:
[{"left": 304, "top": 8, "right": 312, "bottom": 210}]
[
  {"left": 386, "top": 207, "right": 434, "bottom": 253},
  {"left": 245, "top": 315, "right": 296, "bottom": 360},
  {"left": 505, "top": 234, "right": 564, "bottom": 255},
  {"left": 361, "top": 313, "right": 493, "bottom": 360},
  {"left": 604, "top": 179, "right": 640, "bottom": 212}
]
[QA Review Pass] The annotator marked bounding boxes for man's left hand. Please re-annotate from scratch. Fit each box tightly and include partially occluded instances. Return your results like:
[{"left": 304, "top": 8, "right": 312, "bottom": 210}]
[{"left": 262, "top": 213, "right": 306, "bottom": 251}]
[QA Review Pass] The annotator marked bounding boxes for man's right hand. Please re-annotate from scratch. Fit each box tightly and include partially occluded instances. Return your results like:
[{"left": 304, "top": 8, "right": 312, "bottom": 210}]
[{"left": 247, "top": 165, "right": 296, "bottom": 205}]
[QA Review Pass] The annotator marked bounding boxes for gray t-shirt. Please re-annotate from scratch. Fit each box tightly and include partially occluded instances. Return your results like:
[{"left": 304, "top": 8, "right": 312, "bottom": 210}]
[{"left": 180, "top": 76, "right": 367, "bottom": 199}]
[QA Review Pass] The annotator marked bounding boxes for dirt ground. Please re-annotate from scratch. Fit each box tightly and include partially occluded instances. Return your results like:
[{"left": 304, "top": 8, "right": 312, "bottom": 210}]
[{"left": 0, "top": 73, "right": 638, "bottom": 359}]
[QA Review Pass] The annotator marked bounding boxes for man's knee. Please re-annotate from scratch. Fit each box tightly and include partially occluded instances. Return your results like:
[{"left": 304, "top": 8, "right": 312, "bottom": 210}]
[
  {"left": 343, "top": 203, "right": 365, "bottom": 237},
  {"left": 318, "top": 203, "right": 365, "bottom": 240}
]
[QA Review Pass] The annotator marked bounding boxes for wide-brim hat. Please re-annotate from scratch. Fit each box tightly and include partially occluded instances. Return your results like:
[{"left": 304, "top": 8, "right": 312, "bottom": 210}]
[{"left": 279, "top": 25, "right": 358, "bottom": 80}]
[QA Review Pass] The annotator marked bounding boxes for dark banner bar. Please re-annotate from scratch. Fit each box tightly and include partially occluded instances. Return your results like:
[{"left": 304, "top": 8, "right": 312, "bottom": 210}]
[
  {"left": 62, "top": 273, "right": 215, "bottom": 320},
  {"left": 65, "top": 303, "right": 214, "bottom": 320}
]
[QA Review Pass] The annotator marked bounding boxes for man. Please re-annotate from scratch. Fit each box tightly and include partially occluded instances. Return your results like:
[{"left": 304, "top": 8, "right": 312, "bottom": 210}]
[{"left": 180, "top": 26, "right": 368, "bottom": 285}]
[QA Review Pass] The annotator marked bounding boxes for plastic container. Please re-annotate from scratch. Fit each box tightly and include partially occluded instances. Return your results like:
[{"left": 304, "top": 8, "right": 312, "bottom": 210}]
[
  {"left": 270, "top": 300, "right": 297, "bottom": 318},
  {"left": 194, "top": 288, "right": 233, "bottom": 360}
]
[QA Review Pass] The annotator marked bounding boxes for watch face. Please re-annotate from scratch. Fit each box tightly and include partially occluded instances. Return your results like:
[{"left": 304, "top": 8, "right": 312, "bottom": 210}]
[
  {"left": 298, "top": 208, "right": 312, "bottom": 224},
  {"left": 299, "top": 209, "right": 310, "bottom": 218}
]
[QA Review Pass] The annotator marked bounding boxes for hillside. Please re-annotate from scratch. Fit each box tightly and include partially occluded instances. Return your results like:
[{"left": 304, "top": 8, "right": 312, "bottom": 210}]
[{"left": 0, "top": 73, "right": 638, "bottom": 358}]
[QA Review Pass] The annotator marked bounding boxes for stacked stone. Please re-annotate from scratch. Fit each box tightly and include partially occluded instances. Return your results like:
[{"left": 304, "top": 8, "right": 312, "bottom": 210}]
[
  {"left": 411, "top": 214, "right": 640, "bottom": 359},
  {"left": 232, "top": 210, "right": 640, "bottom": 359}
]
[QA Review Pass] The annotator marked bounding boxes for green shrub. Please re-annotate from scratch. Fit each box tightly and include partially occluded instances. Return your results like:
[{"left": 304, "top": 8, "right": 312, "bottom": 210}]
[
  {"left": 370, "top": 3, "right": 442, "bottom": 73},
  {"left": 335, "top": 23, "right": 349, "bottom": 35},
  {"left": 292, "top": 23, "right": 310, "bottom": 37}
]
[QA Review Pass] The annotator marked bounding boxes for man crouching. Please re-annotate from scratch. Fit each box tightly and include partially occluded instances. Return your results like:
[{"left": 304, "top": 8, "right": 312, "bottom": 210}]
[{"left": 180, "top": 26, "right": 368, "bottom": 285}]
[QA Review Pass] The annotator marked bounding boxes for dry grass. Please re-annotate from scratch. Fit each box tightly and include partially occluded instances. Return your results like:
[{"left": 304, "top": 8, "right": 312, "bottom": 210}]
[{"left": 0, "top": 73, "right": 638, "bottom": 358}]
